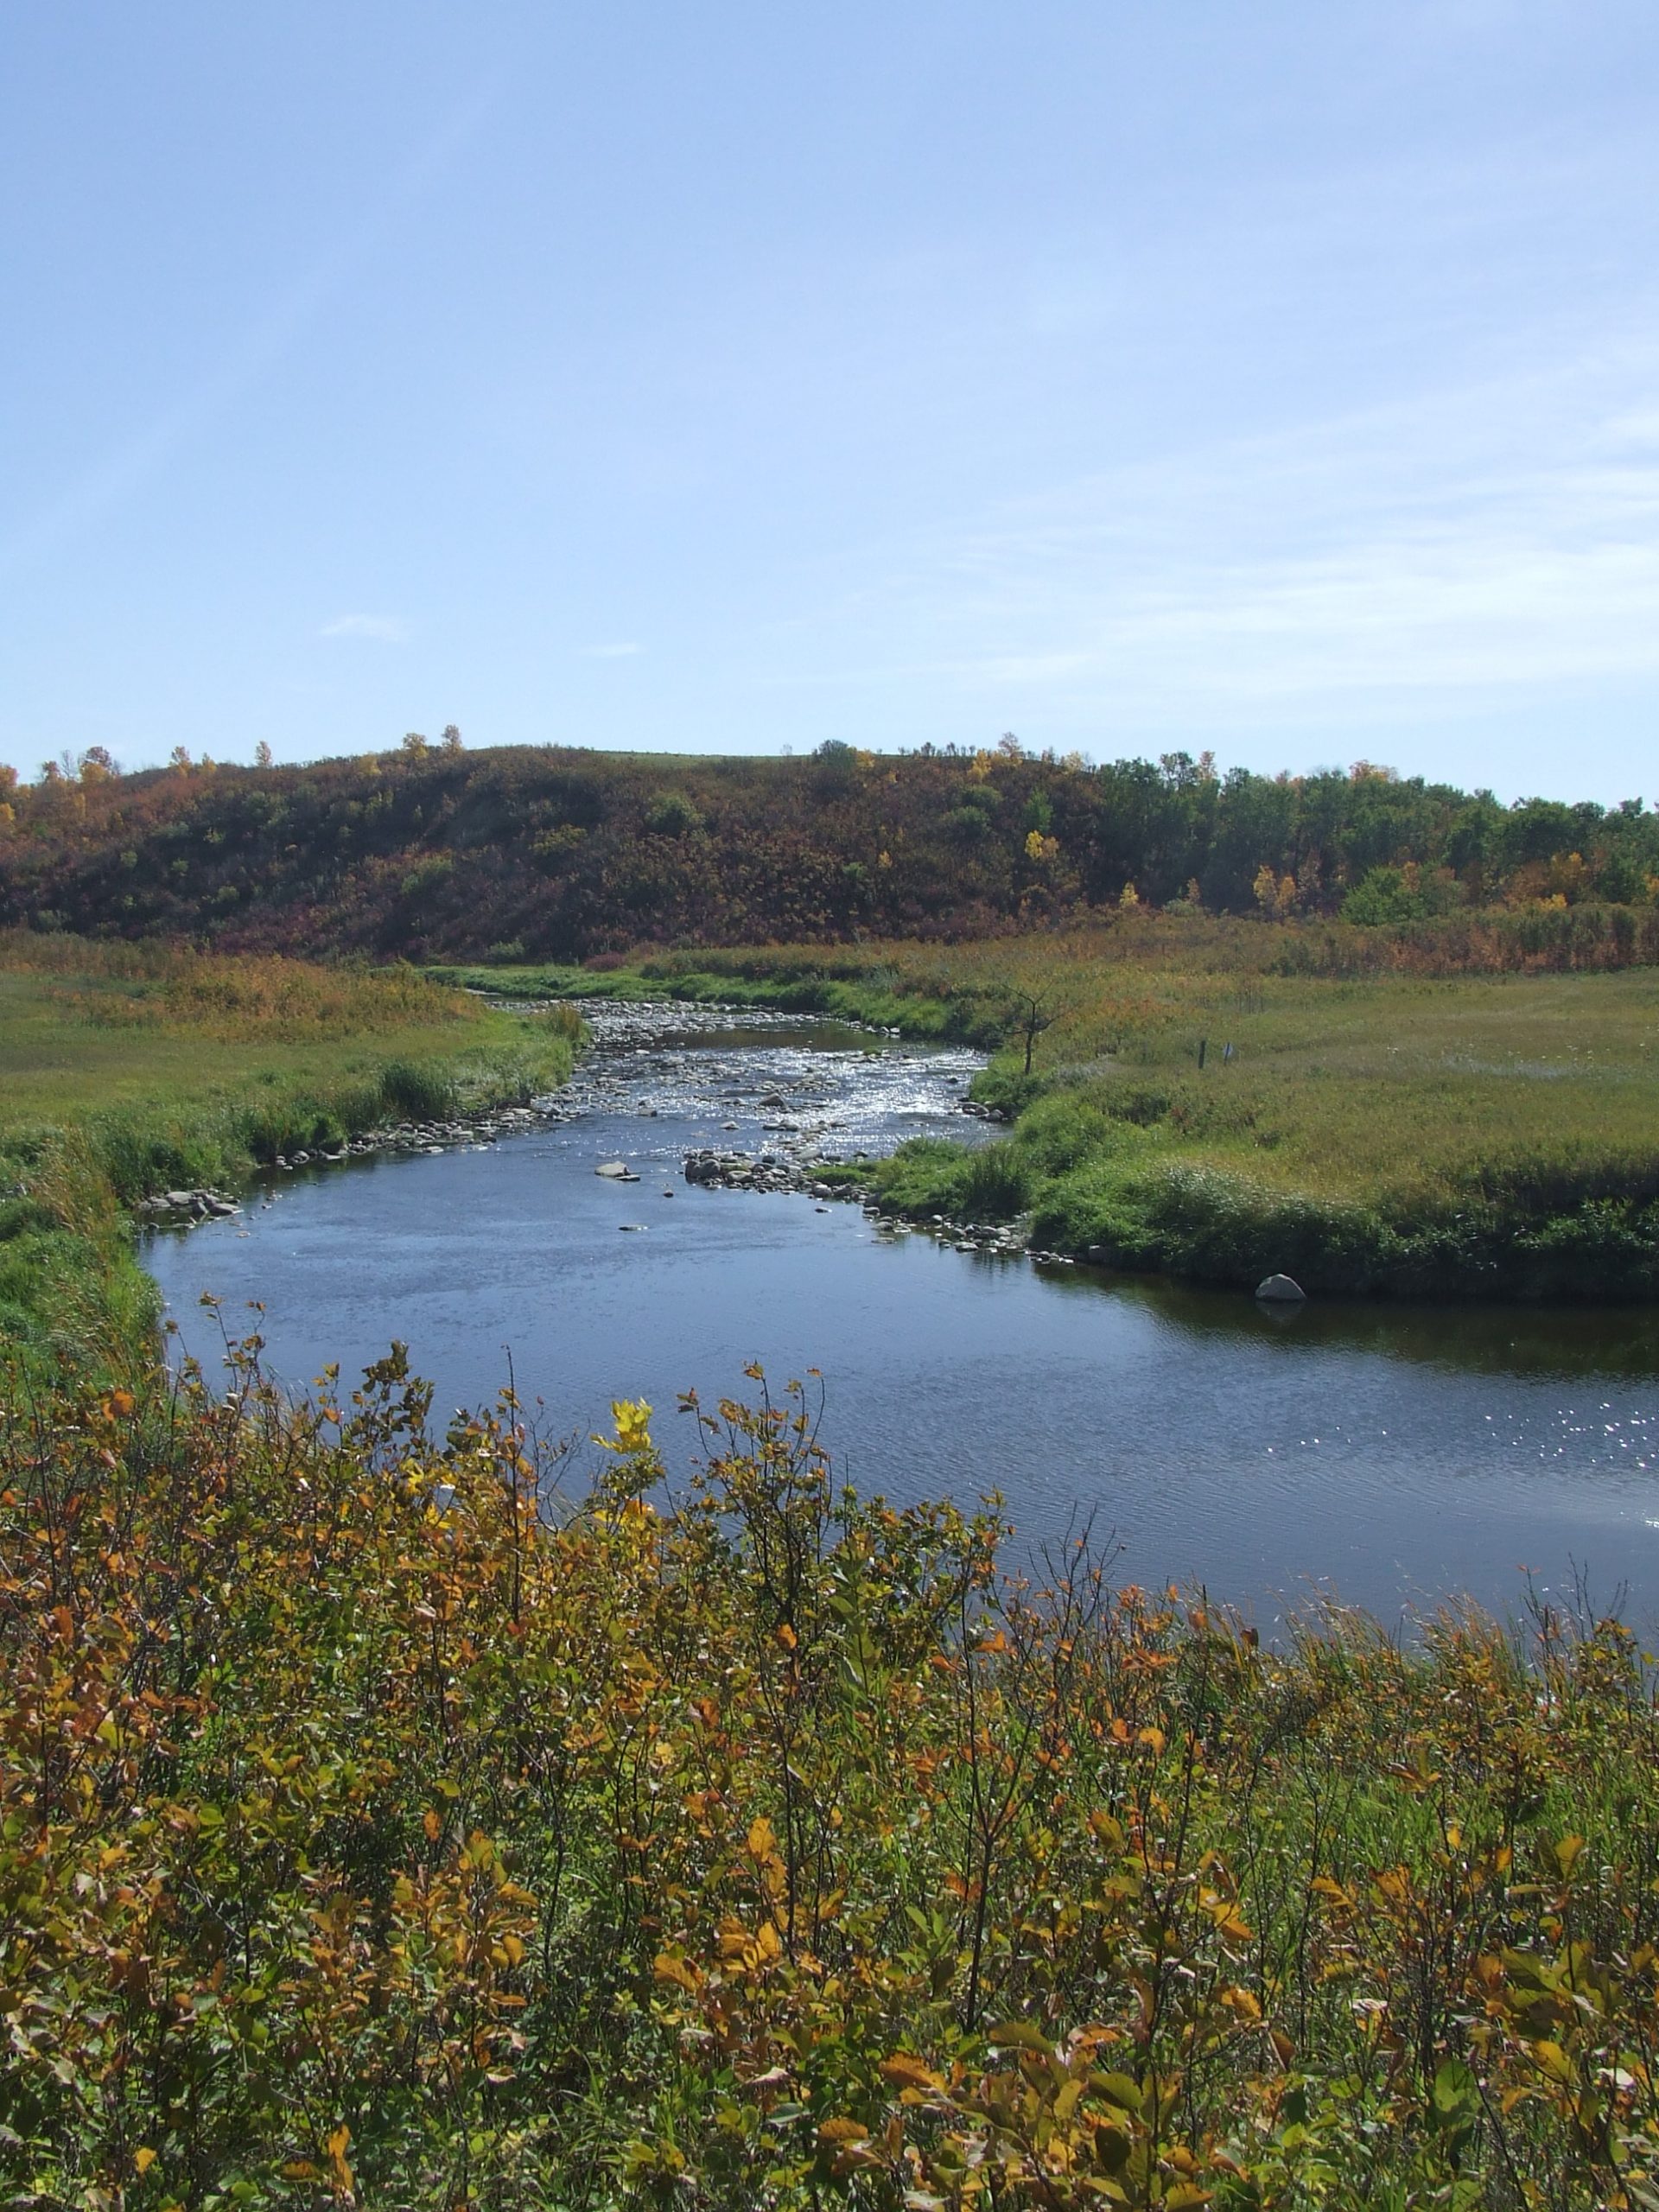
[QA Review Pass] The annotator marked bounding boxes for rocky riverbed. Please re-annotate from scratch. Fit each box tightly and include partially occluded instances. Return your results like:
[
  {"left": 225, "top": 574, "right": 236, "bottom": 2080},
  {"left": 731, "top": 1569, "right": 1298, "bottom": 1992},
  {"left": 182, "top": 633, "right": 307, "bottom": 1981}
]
[
  {"left": 547, "top": 997, "right": 1041, "bottom": 1256},
  {"left": 143, "top": 995, "right": 1029, "bottom": 1256}
]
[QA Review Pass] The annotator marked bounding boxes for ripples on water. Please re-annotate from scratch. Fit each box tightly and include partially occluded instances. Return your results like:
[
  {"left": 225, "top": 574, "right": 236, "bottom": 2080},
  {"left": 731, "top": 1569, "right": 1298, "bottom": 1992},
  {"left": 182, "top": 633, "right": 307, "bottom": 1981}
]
[{"left": 145, "top": 1002, "right": 1659, "bottom": 1630}]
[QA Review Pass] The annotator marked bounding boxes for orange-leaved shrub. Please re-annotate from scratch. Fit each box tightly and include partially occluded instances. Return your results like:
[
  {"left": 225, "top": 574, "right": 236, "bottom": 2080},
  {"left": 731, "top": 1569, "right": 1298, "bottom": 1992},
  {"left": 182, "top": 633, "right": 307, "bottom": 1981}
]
[{"left": 1, "top": 1343, "right": 1656, "bottom": 2206}]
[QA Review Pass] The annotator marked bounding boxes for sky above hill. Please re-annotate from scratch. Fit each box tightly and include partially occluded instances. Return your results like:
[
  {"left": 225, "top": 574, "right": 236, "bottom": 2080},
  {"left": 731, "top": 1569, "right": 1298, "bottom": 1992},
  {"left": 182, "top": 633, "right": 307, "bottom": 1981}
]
[{"left": 3, "top": 3, "right": 1657, "bottom": 800}]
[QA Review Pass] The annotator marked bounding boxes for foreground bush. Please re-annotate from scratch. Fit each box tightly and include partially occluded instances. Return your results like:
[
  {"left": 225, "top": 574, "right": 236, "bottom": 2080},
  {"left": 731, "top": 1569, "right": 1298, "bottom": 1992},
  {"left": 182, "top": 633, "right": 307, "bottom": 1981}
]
[{"left": 2, "top": 1347, "right": 1657, "bottom": 2207}]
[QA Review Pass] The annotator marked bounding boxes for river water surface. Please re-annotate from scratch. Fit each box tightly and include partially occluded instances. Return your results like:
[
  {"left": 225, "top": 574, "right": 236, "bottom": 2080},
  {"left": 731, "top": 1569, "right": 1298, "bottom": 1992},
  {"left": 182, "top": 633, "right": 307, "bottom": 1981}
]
[{"left": 144, "top": 1002, "right": 1659, "bottom": 1630}]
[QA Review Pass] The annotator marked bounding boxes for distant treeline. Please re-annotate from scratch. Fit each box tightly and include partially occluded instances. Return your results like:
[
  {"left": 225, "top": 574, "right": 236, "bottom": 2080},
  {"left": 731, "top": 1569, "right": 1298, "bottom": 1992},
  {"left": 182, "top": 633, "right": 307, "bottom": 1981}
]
[{"left": 2, "top": 735, "right": 1655, "bottom": 958}]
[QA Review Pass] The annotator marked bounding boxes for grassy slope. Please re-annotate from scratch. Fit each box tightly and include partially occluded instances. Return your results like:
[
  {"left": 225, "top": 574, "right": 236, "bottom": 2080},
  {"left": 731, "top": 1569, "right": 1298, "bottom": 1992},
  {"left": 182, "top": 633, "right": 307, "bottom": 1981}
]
[
  {"left": 442, "top": 925, "right": 1659, "bottom": 1298},
  {"left": 0, "top": 936, "right": 575, "bottom": 1369}
]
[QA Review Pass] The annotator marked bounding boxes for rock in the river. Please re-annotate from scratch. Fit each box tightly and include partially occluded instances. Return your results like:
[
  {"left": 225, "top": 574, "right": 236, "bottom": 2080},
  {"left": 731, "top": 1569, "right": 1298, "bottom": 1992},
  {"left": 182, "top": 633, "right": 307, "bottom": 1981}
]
[
  {"left": 1255, "top": 1273, "right": 1306, "bottom": 1303},
  {"left": 595, "top": 1160, "right": 640, "bottom": 1181}
]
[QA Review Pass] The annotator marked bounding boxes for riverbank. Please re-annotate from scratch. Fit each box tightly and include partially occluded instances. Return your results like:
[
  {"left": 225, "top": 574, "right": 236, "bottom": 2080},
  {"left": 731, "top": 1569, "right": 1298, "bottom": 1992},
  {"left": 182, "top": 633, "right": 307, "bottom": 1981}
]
[
  {"left": 442, "top": 929, "right": 1659, "bottom": 1300},
  {"left": 0, "top": 933, "right": 578, "bottom": 1368},
  {"left": 7, "top": 946, "right": 1659, "bottom": 2205}
]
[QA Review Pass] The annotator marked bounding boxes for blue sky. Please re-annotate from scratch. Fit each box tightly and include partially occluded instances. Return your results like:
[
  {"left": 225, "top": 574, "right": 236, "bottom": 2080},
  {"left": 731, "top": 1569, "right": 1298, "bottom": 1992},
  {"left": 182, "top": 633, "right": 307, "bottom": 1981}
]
[{"left": 3, "top": 3, "right": 1657, "bottom": 798}]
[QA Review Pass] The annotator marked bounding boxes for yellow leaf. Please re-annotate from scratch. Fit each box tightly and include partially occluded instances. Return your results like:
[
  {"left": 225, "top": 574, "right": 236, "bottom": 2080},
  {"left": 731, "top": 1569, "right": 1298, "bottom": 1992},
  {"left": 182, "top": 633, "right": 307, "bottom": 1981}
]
[
  {"left": 819, "top": 2118, "right": 872, "bottom": 2145},
  {"left": 1529, "top": 2039, "right": 1576, "bottom": 2084},
  {"left": 1088, "top": 1809, "right": 1126, "bottom": 1853},
  {"left": 1554, "top": 1834, "right": 1585, "bottom": 1882},
  {"left": 880, "top": 2051, "right": 945, "bottom": 2093},
  {"left": 747, "top": 1815, "right": 778, "bottom": 1860},
  {"left": 326, "top": 2126, "right": 355, "bottom": 2196},
  {"left": 653, "top": 1949, "right": 701, "bottom": 1993},
  {"left": 134, "top": 2148, "right": 157, "bottom": 2175}
]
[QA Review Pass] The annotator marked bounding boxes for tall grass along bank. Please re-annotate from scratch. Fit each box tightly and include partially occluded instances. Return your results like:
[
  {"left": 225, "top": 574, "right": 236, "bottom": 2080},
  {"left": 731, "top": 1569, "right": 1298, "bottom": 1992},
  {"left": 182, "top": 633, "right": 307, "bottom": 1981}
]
[{"left": 0, "top": 934, "right": 577, "bottom": 1369}]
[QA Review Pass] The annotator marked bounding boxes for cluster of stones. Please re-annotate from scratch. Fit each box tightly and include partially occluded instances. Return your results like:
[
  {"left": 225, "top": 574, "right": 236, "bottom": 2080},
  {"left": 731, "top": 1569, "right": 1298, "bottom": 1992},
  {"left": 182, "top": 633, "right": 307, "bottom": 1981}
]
[
  {"left": 264, "top": 1102, "right": 553, "bottom": 1174},
  {"left": 135, "top": 1189, "right": 240, "bottom": 1223},
  {"left": 682, "top": 1148, "right": 810, "bottom": 1195},
  {"left": 931, "top": 1216, "right": 1041, "bottom": 1260}
]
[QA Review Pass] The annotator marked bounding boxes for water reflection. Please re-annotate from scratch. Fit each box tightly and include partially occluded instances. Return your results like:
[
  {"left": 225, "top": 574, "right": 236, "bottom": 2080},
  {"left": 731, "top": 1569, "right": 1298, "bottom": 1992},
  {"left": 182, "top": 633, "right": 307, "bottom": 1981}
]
[{"left": 1048, "top": 1266, "right": 1659, "bottom": 1381}]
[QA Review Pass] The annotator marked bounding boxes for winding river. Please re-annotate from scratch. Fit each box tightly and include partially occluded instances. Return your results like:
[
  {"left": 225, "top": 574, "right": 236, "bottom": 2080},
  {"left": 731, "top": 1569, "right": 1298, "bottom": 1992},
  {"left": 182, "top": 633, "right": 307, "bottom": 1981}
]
[{"left": 144, "top": 1002, "right": 1659, "bottom": 1631}]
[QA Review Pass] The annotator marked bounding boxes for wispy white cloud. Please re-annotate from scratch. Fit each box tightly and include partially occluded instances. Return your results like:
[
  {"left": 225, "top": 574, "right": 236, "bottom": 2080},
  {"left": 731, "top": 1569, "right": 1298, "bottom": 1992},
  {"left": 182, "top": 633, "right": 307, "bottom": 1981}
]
[
  {"left": 320, "top": 613, "right": 410, "bottom": 644},
  {"left": 578, "top": 641, "right": 644, "bottom": 658},
  {"left": 779, "top": 326, "right": 1659, "bottom": 732}
]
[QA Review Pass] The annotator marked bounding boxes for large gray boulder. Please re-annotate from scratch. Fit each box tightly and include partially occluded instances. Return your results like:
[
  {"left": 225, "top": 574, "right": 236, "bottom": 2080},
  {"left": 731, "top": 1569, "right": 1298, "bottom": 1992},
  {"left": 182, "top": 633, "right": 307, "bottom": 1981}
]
[{"left": 1255, "top": 1273, "right": 1306, "bottom": 1303}]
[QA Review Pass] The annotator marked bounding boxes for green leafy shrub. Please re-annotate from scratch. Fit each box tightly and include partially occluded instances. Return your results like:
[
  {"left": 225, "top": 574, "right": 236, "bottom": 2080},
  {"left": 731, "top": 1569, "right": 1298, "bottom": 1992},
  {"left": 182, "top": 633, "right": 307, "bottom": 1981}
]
[
  {"left": 378, "top": 1058, "right": 457, "bottom": 1121},
  {"left": 645, "top": 790, "right": 704, "bottom": 838}
]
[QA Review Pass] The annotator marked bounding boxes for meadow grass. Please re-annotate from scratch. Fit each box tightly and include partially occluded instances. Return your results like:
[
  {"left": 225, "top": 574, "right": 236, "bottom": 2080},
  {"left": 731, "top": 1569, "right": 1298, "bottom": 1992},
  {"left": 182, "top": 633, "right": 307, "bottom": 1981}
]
[{"left": 0, "top": 935, "right": 577, "bottom": 1366}]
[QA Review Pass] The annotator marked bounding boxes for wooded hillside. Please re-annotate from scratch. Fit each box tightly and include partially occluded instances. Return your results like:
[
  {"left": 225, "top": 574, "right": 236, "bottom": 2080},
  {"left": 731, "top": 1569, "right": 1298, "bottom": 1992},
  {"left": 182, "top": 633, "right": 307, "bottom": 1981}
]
[{"left": 2, "top": 737, "right": 1654, "bottom": 959}]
